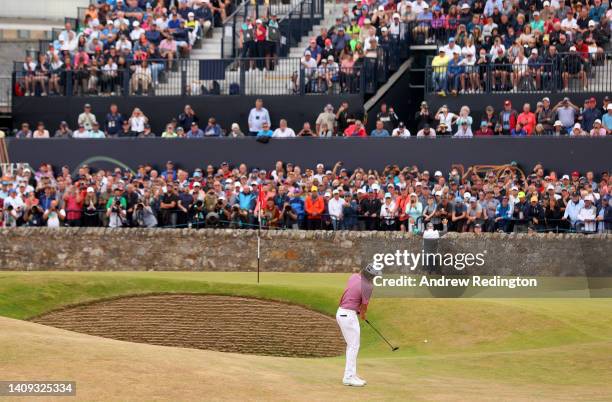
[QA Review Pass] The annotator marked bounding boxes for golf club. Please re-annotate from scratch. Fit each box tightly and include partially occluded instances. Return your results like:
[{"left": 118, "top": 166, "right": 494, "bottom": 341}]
[{"left": 365, "top": 319, "right": 399, "bottom": 351}]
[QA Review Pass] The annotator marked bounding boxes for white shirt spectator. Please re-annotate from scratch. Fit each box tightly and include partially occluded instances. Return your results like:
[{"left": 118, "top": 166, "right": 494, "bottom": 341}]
[
  {"left": 411, "top": 0, "right": 429, "bottom": 14},
  {"left": 46, "top": 208, "right": 66, "bottom": 227},
  {"left": 442, "top": 43, "right": 462, "bottom": 57},
  {"left": 247, "top": 107, "right": 271, "bottom": 133},
  {"left": 327, "top": 196, "right": 346, "bottom": 219},
  {"left": 577, "top": 203, "right": 597, "bottom": 232},
  {"left": 392, "top": 127, "right": 411, "bottom": 137},
  {"left": 272, "top": 127, "right": 296, "bottom": 137}
]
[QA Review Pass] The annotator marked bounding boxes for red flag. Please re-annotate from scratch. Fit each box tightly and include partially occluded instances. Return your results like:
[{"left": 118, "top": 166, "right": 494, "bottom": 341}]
[{"left": 256, "top": 184, "right": 266, "bottom": 210}]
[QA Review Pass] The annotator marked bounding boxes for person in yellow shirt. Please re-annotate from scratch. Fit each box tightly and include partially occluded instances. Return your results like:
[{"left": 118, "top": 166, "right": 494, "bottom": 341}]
[{"left": 431, "top": 48, "right": 449, "bottom": 96}]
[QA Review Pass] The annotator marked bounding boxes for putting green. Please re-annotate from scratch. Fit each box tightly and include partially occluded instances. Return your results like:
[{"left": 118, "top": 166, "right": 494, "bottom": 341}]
[{"left": 1, "top": 272, "right": 611, "bottom": 401}]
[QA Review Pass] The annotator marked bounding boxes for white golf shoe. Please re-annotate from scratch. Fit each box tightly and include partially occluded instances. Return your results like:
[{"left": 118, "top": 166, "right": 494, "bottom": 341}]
[
  {"left": 354, "top": 376, "right": 367, "bottom": 385},
  {"left": 343, "top": 376, "right": 366, "bottom": 387}
]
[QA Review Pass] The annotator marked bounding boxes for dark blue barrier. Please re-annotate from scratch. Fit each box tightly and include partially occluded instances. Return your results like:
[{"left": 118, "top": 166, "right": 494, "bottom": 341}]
[{"left": 6, "top": 137, "right": 612, "bottom": 174}]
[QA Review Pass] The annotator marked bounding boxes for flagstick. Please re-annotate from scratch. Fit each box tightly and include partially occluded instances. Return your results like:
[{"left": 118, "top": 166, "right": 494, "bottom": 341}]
[{"left": 257, "top": 197, "right": 261, "bottom": 284}]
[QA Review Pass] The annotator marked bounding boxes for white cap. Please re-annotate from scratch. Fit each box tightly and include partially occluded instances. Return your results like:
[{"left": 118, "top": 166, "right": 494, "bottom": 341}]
[
  {"left": 364, "top": 18, "right": 371, "bottom": 24},
  {"left": 461, "top": 3, "right": 469, "bottom": 9},
  {"left": 324, "top": 191, "right": 332, "bottom": 197},
  {"left": 332, "top": 189, "right": 339, "bottom": 195},
  {"left": 193, "top": 182, "right": 201, "bottom": 187},
  {"left": 371, "top": 183, "right": 380, "bottom": 191},
  {"left": 570, "top": 46, "right": 577, "bottom": 51},
  {"left": 554, "top": 120, "right": 563, "bottom": 126},
  {"left": 188, "top": 12, "right": 194, "bottom": 17},
  {"left": 547, "top": 184, "right": 555, "bottom": 190},
  {"left": 543, "top": 0, "right": 550, "bottom": 5},
  {"left": 384, "top": 192, "right": 392, "bottom": 198},
  {"left": 463, "top": 192, "right": 471, "bottom": 199},
  {"left": 531, "top": 49, "right": 538, "bottom": 54},
  {"left": 357, "top": 188, "right": 366, "bottom": 194},
  {"left": 573, "top": 123, "right": 581, "bottom": 129},
  {"left": 585, "top": 195, "right": 594, "bottom": 202},
  {"left": 393, "top": 13, "right": 400, "bottom": 19},
  {"left": 256, "top": 19, "right": 262, "bottom": 24},
  {"left": 423, "top": 3, "right": 429, "bottom": 8},
  {"left": 378, "top": 5, "right": 384, "bottom": 11},
  {"left": 132, "top": 20, "right": 140, "bottom": 27},
  {"left": 231, "top": 123, "right": 239, "bottom": 130},
  {"left": 588, "top": 20, "right": 596, "bottom": 26},
  {"left": 562, "top": 175, "right": 570, "bottom": 180},
  {"left": 607, "top": 104, "right": 612, "bottom": 110},
  {"left": 594, "top": 119, "right": 602, "bottom": 125},
  {"left": 434, "top": 170, "right": 442, "bottom": 177},
  {"left": 87, "top": 187, "right": 95, "bottom": 193},
  {"left": 381, "top": 26, "right": 388, "bottom": 32}
]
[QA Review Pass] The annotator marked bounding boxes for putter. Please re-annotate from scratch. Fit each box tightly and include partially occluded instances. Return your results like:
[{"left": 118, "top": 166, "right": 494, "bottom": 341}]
[{"left": 365, "top": 319, "right": 399, "bottom": 351}]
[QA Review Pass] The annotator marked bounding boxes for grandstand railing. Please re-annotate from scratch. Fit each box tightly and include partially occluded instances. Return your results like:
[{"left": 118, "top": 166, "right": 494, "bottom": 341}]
[
  {"left": 12, "top": 57, "right": 364, "bottom": 97},
  {"left": 0, "top": 75, "right": 11, "bottom": 113},
  {"left": 425, "top": 53, "right": 612, "bottom": 94},
  {"left": 221, "top": 0, "right": 323, "bottom": 59}
]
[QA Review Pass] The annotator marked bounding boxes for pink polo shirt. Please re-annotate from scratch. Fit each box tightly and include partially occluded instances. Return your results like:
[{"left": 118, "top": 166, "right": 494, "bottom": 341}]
[{"left": 339, "top": 273, "right": 373, "bottom": 312}]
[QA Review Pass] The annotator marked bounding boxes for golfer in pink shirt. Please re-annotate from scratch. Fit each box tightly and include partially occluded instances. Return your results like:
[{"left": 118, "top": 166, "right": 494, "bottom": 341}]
[{"left": 336, "top": 263, "right": 381, "bottom": 387}]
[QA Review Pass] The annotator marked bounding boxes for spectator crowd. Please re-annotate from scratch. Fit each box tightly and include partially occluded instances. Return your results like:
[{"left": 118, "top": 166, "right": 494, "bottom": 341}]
[
  {"left": 11, "top": 95, "right": 612, "bottom": 138},
  {"left": 17, "top": 0, "right": 234, "bottom": 97},
  {"left": 1, "top": 159, "right": 610, "bottom": 234}
]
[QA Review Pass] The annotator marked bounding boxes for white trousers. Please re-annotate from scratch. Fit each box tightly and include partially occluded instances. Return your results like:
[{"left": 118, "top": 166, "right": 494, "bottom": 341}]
[{"left": 336, "top": 307, "right": 360, "bottom": 379}]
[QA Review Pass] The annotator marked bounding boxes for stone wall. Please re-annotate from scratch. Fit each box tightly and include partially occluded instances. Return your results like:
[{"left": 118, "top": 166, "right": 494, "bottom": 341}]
[{"left": 0, "top": 228, "right": 610, "bottom": 276}]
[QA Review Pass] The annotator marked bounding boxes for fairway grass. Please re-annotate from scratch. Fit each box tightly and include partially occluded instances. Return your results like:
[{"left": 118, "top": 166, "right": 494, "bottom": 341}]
[{"left": 1, "top": 272, "right": 612, "bottom": 401}]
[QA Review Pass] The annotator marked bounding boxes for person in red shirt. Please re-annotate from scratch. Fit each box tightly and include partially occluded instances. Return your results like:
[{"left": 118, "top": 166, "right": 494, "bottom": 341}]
[
  {"left": 304, "top": 186, "right": 325, "bottom": 229},
  {"left": 254, "top": 19, "right": 267, "bottom": 69},
  {"left": 517, "top": 102, "right": 537, "bottom": 135},
  {"left": 343, "top": 120, "right": 367, "bottom": 137},
  {"left": 63, "top": 184, "right": 84, "bottom": 226}
]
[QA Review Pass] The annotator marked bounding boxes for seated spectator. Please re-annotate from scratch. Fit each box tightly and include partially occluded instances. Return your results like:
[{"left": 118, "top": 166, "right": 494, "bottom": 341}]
[
  {"left": 417, "top": 124, "right": 436, "bottom": 137},
  {"left": 188, "top": 122, "right": 205, "bottom": 138},
  {"left": 203, "top": 118, "right": 222, "bottom": 137},
  {"left": 228, "top": 123, "right": 245, "bottom": 137},
  {"left": 272, "top": 119, "right": 295, "bottom": 138},
  {"left": 32, "top": 122, "right": 50, "bottom": 138},
  {"left": 511, "top": 122, "right": 527, "bottom": 136},
  {"left": 257, "top": 122, "right": 274, "bottom": 137},
  {"left": 297, "top": 122, "right": 315, "bottom": 137},
  {"left": 590, "top": 120, "right": 607, "bottom": 136},
  {"left": 392, "top": 122, "right": 411, "bottom": 137},
  {"left": 343, "top": 120, "right": 366, "bottom": 137},
  {"left": 130, "top": 60, "right": 153, "bottom": 95},
  {"left": 54, "top": 121, "right": 72, "bottom": 138},
  {"left": 370, "top": 120, "right": 390, "bottom": 137}
]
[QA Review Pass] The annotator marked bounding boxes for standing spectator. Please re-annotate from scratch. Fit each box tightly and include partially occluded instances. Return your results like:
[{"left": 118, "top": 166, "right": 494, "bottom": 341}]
[
  {"left": 316, "top": 104, "right": 336, "bottom": 134},
  {"left": 537, "top": 97, "right": 555, "bottom": 134},
  {"left": 78, "top": 104, "right": 97, "bottom": 131},
  {"left": 327, "top": 190, "right": 346, "bottom": 230},
  {"left": 305, "top": 186, "right": 324, "bottom": 230},
  {"left": 247, "top": 99, "right": 271, "bottom": 136},
  {"left": 178, "top": 105, "right": 199, "bottom": 131},
  {"left": 602, "top": 103, "right": 612, "bottom": 134},
  {"left": 376, "top": 104, "right": 398, "bottom": 133},
  {"left": 498, "top": 100, "right": 518, "bottom": 135},
  {"left": 414, "top": 101, "right": 434, "bottom": 131},
  {"left": 105, "top": 104, "right": 123, "bottom": 137},
  {"left": 581, "top": 97, "right": 602, "bottom": 132},
  {"left": 128, "top": 108, "right": 148, "bottom": 135},
  {"left": 553, "top": 97, "right": 580, "bottom": 134}
]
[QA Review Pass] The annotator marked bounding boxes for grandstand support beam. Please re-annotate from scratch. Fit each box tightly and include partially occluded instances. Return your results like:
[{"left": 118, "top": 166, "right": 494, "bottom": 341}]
[{"left": 364, "top": 58, "right": 413, "bottom": 114}]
